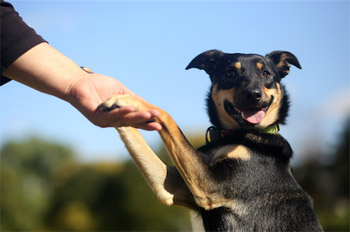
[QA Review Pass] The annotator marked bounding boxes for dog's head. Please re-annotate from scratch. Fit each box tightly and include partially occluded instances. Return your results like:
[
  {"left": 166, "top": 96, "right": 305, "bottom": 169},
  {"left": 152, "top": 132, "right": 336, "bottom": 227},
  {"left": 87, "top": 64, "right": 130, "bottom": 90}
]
[{"left": 186, "top": 50, "right": 301, "bottom": 130}]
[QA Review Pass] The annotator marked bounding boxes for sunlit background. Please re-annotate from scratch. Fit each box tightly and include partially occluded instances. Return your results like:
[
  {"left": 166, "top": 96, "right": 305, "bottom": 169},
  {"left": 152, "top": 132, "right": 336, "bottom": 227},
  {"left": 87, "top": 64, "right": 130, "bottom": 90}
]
[{"left": 1, "top": 0, "right": 349, "bottom": 231}]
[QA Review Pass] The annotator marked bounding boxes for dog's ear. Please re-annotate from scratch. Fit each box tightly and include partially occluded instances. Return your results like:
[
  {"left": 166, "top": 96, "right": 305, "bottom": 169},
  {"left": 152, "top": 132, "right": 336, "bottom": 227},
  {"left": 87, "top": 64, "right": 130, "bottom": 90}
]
[
  {"left": 266, "top": 51, "right": 302, "bottom": 78},
  {"left": 186, "top": 50, "right": 224, "bottom": 75}
]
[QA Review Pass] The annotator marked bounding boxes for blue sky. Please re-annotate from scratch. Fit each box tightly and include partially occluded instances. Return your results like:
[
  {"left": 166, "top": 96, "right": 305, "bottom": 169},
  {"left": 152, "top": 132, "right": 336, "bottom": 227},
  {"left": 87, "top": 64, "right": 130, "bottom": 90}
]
[{"left": 1, "top": 0, "right": 349, "bottom": 162}]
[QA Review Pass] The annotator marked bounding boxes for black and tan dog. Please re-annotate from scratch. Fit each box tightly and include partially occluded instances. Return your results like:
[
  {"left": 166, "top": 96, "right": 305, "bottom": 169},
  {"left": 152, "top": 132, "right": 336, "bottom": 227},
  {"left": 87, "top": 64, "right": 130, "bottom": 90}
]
[{"left": 103, "top": 50, "right": 323, "bottom": 231}]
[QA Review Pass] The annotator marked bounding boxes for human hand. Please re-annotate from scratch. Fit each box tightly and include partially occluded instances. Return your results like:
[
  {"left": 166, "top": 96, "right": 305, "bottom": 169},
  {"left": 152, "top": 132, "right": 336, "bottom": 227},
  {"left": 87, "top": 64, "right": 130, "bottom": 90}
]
[
  {"left": 67, "top": 72, "right": 162, "bottom": 131},
  {"left": 2, "top": 43, "right": 160, "bottom": 130}
]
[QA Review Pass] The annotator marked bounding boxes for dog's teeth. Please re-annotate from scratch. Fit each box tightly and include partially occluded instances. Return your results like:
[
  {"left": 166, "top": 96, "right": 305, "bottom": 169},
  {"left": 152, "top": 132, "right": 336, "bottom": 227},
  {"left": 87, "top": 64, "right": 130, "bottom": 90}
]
[{"left": 241, "top": 112, "right": 245, "bottom": 118}]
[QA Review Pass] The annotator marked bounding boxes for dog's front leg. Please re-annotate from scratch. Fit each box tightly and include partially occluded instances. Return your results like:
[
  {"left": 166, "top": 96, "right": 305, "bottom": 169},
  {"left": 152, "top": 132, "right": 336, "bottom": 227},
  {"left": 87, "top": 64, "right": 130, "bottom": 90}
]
[
  {"left": 116, "top": 127, "right": 196, "bottom": 209},
  {"left": 103, "top": 95, "right": 220, "bottom": 210},
  {"left": 116, "top": 127, "right": 173, "bottom": 205},
  {"left": 156, "top": 112, "right": 220, "bottom": 210}
]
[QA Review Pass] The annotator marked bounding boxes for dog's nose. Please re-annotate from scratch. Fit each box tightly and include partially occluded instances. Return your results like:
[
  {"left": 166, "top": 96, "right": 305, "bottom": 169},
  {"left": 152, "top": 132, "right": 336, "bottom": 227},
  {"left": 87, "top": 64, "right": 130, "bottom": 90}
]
[
  {"left": 252, "top": 89, "right": 262, "bottom": 101},
  {"left": 244, "top": 88, "right": 262, "bottom": 102}
]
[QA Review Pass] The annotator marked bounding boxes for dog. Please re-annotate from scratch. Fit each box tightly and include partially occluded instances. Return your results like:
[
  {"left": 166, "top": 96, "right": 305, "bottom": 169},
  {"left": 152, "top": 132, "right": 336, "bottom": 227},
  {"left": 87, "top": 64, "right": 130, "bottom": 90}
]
[{"left": 102, "top": 50, "right": 323, "bottom": 231}]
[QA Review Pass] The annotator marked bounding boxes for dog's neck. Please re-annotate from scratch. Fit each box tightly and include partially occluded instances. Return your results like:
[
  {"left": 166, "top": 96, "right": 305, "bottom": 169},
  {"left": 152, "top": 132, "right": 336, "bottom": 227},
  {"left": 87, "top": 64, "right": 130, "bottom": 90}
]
[
  {"left": 260, "top": 124, "right": 280, "bottom": 134},
  {"left": 205, "top": 124, "right": 280, "bottom": 144}
]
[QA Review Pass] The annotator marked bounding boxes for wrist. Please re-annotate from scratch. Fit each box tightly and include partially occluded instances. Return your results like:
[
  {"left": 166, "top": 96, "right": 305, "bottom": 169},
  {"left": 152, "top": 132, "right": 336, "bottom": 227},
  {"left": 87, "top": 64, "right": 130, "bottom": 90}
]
[{"left": 64, "top": 70, "right": 92, "bottom": 106}]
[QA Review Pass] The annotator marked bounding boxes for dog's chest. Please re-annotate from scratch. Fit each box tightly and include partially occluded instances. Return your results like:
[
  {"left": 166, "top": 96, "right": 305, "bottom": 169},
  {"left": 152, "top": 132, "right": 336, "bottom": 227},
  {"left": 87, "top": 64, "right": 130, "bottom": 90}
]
[
  {"left": 209, "top": 144, "right": 252, "bottom": 165},
  {"left": 198, "top": 133, "right": 295, "bottom": 199},
  {"left": 199, "top": 130, "right": 293, "bottom": 164}
]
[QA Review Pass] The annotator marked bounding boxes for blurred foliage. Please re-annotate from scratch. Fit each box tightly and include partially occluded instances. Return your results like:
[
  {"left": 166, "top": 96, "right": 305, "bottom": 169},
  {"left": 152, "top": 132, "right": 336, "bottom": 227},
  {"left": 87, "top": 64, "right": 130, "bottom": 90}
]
[
  {"left": 0, "top": 137, "right": 191, "bottom": 231},
  {"left": 0, "top": 121, "right": 348, "bottom": 231},
  {"left": 45, "top": 161, "right": 190, "bottom": 231},
  {"left": 294, "top": 118, "right": 349, "bottom": 231},
  {"left": 0, "top": 137, "right": 76, "bottom": 231}
]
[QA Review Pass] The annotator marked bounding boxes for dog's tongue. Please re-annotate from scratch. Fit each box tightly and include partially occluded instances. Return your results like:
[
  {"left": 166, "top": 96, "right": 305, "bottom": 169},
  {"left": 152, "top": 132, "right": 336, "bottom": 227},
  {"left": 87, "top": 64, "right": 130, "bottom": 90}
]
[{"left": 241, "top": 110, "right": 265, "bottom": 124}]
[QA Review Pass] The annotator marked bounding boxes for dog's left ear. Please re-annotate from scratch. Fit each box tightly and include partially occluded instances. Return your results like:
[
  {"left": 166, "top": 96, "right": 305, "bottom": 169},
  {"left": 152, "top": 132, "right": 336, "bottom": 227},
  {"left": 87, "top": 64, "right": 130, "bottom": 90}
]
[
  {"left": 266, "top": 51, "right": 302, "bottom": 78},
  {"left": 186, "top": 49, "right": 224, "bottom": 75}
]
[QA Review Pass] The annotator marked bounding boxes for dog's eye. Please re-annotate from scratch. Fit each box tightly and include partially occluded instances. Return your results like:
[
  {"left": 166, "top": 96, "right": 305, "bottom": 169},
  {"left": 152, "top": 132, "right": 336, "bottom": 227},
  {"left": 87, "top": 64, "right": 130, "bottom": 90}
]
[
  {"left": 226, "top": 70, "right": 235, "bottom": 77},
  {"left": 262, "top": 70, "right": 270, "bottom": 78}
]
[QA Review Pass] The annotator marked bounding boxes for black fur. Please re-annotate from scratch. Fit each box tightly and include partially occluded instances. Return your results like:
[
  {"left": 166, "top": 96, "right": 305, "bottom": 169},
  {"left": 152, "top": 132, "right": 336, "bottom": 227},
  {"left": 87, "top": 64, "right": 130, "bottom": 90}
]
[
  {"left": 188, "top": 50, "right": 296, "bottom": 130},
  {"left": 197, "top": 130, "right": 321, "bottom": 231},
  {"left": 187, "top": 50, "right": 323, "bottom": 231},
  {"left": 277, "top": 84, "right": 290, "bottom": 125}
]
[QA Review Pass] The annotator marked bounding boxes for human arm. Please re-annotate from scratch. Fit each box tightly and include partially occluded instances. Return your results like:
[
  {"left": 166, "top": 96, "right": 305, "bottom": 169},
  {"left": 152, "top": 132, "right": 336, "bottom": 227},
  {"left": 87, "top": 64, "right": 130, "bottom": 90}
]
[{"left": 2, "top": 42, "right": 162, "bottom": 130}]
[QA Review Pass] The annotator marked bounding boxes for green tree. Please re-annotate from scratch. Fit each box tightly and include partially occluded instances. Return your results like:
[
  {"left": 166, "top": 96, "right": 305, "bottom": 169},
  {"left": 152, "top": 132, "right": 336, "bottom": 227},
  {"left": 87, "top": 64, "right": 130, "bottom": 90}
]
[
  {"left": 0, "top": 137, "right": 76, "bottom": 231},
  {"left": 45, "top": 161, "right": 191, "bottom": 231},
  {"left": 294, "top": 119, "right": 349, "bottom": 231},
  {"left": 1, "top": 137, "right": 192, "bottom": 231}
]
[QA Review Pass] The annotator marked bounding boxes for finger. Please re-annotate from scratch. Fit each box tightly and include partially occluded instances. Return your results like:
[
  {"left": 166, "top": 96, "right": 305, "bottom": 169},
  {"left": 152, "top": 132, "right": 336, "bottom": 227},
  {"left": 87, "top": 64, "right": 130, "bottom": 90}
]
[
  {"left": 113, "top": 112, "right": 162, "bottom": 130},
  {"left": 99, "top": 99, "right": 159, "bottom": 118},
  {"left": 135, "top": 121, "right": 162, "bottom": 131},
  {"left": 95, "top": 105, "right": 161, "bottom": 128},
  {"left": 106, "top": 108, "right": 160, "bottom": 122},
  {"left": 116, "top": 111, "right": 153, "bottom": 122},
  {"left": 148, "top": 109, "right": 160, "bottom": 117},
  {"left": 106, "top": 111, "right": 158, "bottom": 128}
]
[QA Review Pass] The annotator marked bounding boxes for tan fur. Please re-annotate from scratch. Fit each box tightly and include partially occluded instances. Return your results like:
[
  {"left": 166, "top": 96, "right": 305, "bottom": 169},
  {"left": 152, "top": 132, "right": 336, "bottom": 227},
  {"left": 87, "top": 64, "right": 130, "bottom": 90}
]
[
  {"left": 257, "top": 62, "right": 264, "bottom": 70},
  {"left": 116, "top": 127, "right": 175, "bottom": 206},
  {"left": 276, "top": 53, "right": 291, "bottom": 75},
  {"left": 211, "top": 84, "right": 240, "bottom": 129},
  {"left": 209, "top": 81, "right": 282, "bottom": 130},
  {"left": 234, "top": 62, "right": 242, "bottom": 69},
  {"left": 105, "top": 95, "right": 231, "bottom": 210},
  {"left": 211, "top": 145, "right": 251, "bottom": 165},
  {"left": 102, "top": 84, "right": 279, "bottom": 211},
  {"left": 259, "top": 83, "right": 282, "bottom": 128},
  {"left": 276, "top": 53, "right": 287, "bottom": 69}
]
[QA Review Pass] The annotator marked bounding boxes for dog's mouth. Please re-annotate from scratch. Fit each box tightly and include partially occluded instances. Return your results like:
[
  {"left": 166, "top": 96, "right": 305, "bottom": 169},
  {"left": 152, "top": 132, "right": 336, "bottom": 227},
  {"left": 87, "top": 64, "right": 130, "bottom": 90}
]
[{"left": 224, "top": 97, "right": 274, "bottom": 126}]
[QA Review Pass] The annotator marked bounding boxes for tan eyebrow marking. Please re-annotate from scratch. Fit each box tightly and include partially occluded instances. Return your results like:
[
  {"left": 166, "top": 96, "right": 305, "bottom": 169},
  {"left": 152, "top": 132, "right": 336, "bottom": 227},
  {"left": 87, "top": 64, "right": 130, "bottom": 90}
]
[
  {"left": 234, "top": 62, "right": 241, "bottom": 69},
  {"left": 257, "top": 62, "right": 264, "bottom": 69}
]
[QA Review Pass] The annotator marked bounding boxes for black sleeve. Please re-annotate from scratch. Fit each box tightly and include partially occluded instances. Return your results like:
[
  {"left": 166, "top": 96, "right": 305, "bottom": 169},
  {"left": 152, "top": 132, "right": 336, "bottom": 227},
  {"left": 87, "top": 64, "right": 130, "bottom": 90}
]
[{"left": 0, "top": 0, "right": 47, "bottom": 85}]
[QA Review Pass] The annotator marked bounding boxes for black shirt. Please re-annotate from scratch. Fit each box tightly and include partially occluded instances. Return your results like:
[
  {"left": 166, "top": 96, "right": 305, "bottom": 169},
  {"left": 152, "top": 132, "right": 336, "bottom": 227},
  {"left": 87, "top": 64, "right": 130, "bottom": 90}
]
[{"left": 0, "top": 0, "right": 46, "bottom": 85}]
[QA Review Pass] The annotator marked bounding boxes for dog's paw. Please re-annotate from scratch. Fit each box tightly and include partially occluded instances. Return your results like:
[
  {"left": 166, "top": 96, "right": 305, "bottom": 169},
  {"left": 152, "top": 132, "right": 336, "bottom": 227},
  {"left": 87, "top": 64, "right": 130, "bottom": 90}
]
[{"left": 101, "top": 95, "right": 143, "bottom": 112}]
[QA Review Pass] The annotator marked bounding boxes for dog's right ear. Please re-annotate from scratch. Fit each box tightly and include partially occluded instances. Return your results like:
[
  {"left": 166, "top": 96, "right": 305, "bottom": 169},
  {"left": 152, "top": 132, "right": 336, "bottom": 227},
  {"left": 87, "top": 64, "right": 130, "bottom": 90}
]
[{"left": 186, "top": 50, "right": 224, "bottom": 75}]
